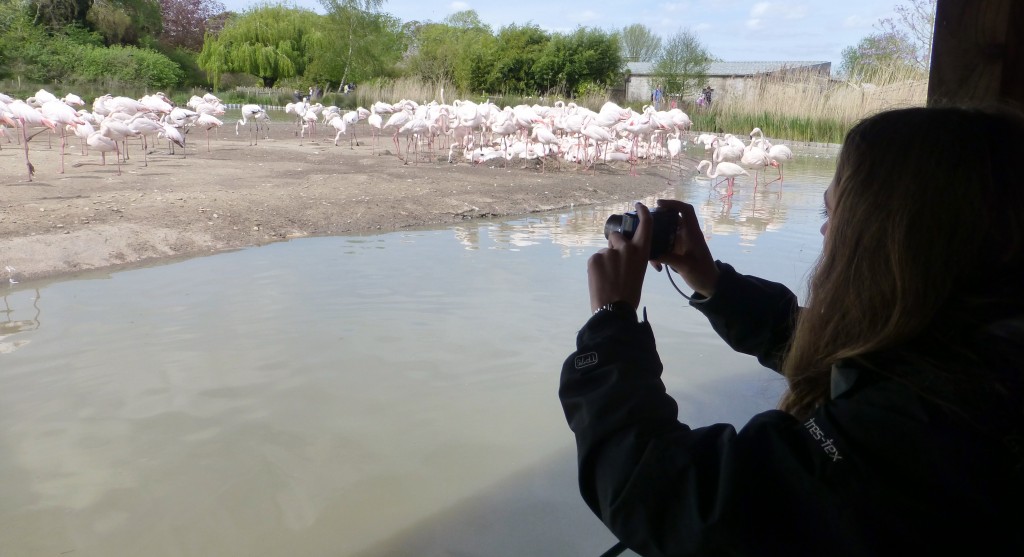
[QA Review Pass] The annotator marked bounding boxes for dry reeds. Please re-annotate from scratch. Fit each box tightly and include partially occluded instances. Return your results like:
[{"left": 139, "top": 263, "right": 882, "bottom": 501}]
[{"left": 695, "top": 63, "right": 928, "bottom": 143}]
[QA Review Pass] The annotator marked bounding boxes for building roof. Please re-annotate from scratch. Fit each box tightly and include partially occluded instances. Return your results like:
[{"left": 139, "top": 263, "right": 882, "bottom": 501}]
[{"left": 627, "top": 61, "right": 830, "bottom": 76}]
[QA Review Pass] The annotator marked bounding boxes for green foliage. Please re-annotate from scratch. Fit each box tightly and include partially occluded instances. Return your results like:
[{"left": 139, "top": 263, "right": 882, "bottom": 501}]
[
  {"left": 406, "top": 14, "right": 622, "bottom": 98},
  {"left": 839, "top": 31, "right": 923, "bottom": 81},
  {"left": 197, "top": 4, "right": 321, "bottom": 88},
  {"left": 76, "top": 43, "right": 183, "bottom": 87},
  {"left": 653, "top": 28, "right": 711, "bottom": 97},
  {"left": 618, "top": 23, "right": 661, "bottom": 63},
  {"left": 29, "top": 0, "right": 93, "bottom": 29},
  {"left": 86, "top": 0, "right": 162, "bottom": 45},
  {"left": 690, "top": 108, "right": 848, "bottom": 144},
  {"left": 314, "top": 0, "right": 404, "bottom": 88},
  {"left": 0, "top": 10, "right": 81, "bottom": 80},
  {"left": 404, "top": 11, "right": 491, "bottom": 90}
]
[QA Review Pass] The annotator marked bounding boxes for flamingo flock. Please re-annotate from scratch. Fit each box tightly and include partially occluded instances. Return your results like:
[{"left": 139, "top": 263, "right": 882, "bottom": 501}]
[{"left": 1, "top": 88, "right": 793, "bottom": 195}]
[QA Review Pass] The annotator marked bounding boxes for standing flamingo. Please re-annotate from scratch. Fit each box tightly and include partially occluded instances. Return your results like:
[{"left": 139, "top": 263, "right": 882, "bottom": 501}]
[
  {"left": 8, "top": 100, "right": 57, "bottom": 181},
  {"left": 236, "top": 104, "right": 268, "bottom": 146},
  {"left": 767, "top": 144, "right": 794, "bottom": 183},
  {"left": 696, "top": 159, "right": 748, "bottom": 197},
  {"left": 39, "top": 100, "right": 84, "bottom": 173},
  {"left": 195, "top": 113, "right": 223, "bottom": 152},
  {"left": 86, "top": 131, "right": 120, "bottom": 175},
  {"left": 666, "top": 131, "right": 683, "bottom": 174},
  {"left": 367, "top": 111, "right": 383, "bottom": 154},
  {"left": 580, "top": 116, "right": 615, "bottom": 172}
]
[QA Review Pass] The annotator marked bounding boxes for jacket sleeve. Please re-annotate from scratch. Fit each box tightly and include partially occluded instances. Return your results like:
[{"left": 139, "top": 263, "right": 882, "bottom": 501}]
[
  {"left": 560, "top": 310, "right": 857, "bottom": 556},
  {"left": 689, "top": 262, "right": 801, "bottom": 373}
]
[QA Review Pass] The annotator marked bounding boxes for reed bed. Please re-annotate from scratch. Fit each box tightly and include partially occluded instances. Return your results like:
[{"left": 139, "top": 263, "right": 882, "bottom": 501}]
[{"left": 694, "top": 65, "right": 928, "bottom": 144}]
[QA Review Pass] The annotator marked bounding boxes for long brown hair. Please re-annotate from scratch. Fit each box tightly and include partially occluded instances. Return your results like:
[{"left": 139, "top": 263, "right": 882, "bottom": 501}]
[{"left": 780, "top": 106, "right": 1024, "bottom": 419}]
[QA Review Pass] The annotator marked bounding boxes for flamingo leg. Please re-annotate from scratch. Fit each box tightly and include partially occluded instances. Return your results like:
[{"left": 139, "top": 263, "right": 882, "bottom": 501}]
[{"left": 21, "top": 122, "right": 34, "bottom": 182}]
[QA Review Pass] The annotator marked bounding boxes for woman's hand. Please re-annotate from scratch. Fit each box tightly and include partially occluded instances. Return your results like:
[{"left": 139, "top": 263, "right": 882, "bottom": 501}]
[
  {"left": 651, "top": 199, "right": 720, "bottom": 298},
  {"left": 588, "top": 202, "right": 652, "bottom": 312}
]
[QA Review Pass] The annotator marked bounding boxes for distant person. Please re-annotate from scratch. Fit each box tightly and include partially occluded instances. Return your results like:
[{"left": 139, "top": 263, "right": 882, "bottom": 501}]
[
  {"left": 560, "top": 105, "right": 1024, "bottom": 556},
  {"left": 653, "top": 86, "right": 663, "bottom": 110},
  {"left": 292, "top": 90, "right": 303, "bottom": 103},
  {"left": 703, "top": 85, "right": 714, "bottom": 106}
]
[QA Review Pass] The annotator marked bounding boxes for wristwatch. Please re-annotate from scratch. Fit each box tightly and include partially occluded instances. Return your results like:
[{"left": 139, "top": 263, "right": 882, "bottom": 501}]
[{"left": 593, "top": 300, "right": 638, "bottom": 322}]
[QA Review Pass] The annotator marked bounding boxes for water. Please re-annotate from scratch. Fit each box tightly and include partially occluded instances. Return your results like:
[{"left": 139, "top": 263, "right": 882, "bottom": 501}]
[{"left": 0, "top": 152, "right": 836, "bottom": 556}]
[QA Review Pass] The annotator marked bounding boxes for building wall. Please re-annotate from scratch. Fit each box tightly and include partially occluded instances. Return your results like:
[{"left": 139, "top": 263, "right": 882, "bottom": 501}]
[{"left": 625, "top": 63, "right": 832, "bottom": 105}]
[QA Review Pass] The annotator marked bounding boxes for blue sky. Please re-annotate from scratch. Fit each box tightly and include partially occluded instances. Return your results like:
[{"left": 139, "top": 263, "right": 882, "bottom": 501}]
[{"left": 217, "top": 0, "right": 908, "bottom": 72}]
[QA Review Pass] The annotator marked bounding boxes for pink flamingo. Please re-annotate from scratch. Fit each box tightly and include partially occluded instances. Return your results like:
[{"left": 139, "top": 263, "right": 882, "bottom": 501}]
[
  {"left": 8, "top": 100, "right": 57, "bottom": 181},
  {"left": 697, "top": 159, "right": 748, "bottom": 197}
]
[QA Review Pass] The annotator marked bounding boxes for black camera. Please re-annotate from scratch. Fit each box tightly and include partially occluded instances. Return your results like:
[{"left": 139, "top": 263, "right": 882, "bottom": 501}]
[{"left": 604, "top": 208, "right": 681, "bottom": 259}]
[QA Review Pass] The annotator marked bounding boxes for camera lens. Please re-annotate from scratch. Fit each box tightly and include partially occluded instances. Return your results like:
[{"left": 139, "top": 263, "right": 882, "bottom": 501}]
[{"left": 604, "top": 214, "right": 625, "bottom": 240}]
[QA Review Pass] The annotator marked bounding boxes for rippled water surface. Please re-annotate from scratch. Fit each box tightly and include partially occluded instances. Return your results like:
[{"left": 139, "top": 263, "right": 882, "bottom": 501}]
[{"left": 1, "top": 152, "right": 836, "bottom": 556}]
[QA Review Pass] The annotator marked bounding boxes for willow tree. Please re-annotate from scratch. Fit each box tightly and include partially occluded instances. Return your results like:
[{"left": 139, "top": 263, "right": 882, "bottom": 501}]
[
  {"left": 197, "top": 3, "right": 322, "bottom": 88},
  {"left": 313, "top": 0, "right": 402, "bottom": 90}
]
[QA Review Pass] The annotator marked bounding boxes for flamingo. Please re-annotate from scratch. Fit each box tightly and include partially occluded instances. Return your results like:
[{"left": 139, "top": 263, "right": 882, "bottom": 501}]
[
  {"left": 8, "top": 100, "right": 57, "bottom": 181},
  {"left": 383, "top": 108, "right": 413, "bottom": 158},
  {"left": 159, "top": 121, "right": 186, "bottom": 156},
  {"left": 740, "top": 142, "right": 771, "bottom": 186},
  {"left": 696, "top": 159, "right": 748, "bottom": 197},
  {"left": 86, "top": 131, "right": 120, "bottom": 175},
  {"left": 530, "top": 122, "right": 561, "bottom": 173},
  {"left": 666, "top": 132, "right": 683, "bottom": 173},
  {"left": 39, "top": 100, "right": 85, "bottom": 173},
  {"left": 195, "top": 113, "right": 223, "bottom": 152},
  {"left": 126, "top": 115, "right": 164, "bottom": 165},
  {"left": 767, "top": 144, "right": 794, "bottom": 183},
  {"left": 236, "top": 104, "right": 268, "bottom": 145},
  {"left": 580, "top": 116, "right": 615, "bottom": 172},
  {"left": 367, "top": 111, "right": 383, "bottom": 154},
  {"left": 327, "top": 113, "right": 347, "bottom": 146},
  {"left": 341, "top": 110, "right": 360, "bottom": 147}
]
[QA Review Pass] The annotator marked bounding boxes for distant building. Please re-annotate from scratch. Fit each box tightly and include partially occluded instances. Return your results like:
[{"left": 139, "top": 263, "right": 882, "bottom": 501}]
[{"left": 622, "top": 61, "right": 831, "bottom": 103}]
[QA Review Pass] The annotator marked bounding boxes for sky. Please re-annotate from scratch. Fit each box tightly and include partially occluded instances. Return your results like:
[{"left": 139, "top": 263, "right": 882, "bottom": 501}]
[{"left": 216, "top": 0, "right": 908, "bottom": 72}]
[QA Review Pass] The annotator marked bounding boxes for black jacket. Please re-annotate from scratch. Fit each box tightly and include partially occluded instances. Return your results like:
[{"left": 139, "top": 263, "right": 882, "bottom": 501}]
[{"left": 560, "top": 262, "right": 1024, "bottom": 556}]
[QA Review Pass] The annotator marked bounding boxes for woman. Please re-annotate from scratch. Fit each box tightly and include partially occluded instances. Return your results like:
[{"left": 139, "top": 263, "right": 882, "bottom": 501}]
[{"left": 560, "top": 106, "right": 1024, "bottom": 556}]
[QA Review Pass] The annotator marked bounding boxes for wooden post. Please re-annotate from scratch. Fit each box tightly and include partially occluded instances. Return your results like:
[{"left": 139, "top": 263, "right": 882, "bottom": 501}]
[{"left": 927, "top": 0, "right": 1024, "bottom": 107}]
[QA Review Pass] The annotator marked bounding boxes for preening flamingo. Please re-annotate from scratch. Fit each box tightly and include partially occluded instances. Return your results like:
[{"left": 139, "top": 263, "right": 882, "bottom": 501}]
[
  {"left": 236, "top": 104, "right": 268, "bottom": 145},
  {"left": 767, "top": 144, "right": 794, "bottom": 183},
  {"left": 86, "top": 131, "right": 120, "bottom": 175},
  {"left": 195, "top": 113, "right": 223, "bottom": 152}
]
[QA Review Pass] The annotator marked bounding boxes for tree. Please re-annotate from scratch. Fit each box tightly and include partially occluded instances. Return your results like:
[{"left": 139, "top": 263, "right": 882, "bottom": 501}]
[
  {"left": 839, "top": 30, "right": 920, "bottom": 81},
  {"left": 159, "top": 0, "right": 225, "bottom": 51},
  {"left": 86, "top": 0, "right": 162, "bottom": 45},
  {"left": 877, "top": 0, "right": 935, "bottom": 73},
  {"left": 404, "top": 10, "right": 492, "bottom": 90},
  {"left": 534, "top": 27, "right": 622, "bottom": 96},
  {"left": 652, "top": 28, "right": 712, "bottom": 97},
  {"left": 317, "top": 0, "right": 401, "bottom": 89},
  {"left": 29, "top": 0, "right": 93, "bottom": 28},
  {"left": 197, "top": 4, "right": 322, "bottom": 88},
  {"left": 619, "top": 23, "right": 660, "bottom": 63}
]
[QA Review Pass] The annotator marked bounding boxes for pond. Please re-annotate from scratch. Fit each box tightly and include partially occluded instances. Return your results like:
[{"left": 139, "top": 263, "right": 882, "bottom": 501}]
[{"left": 0, "top": 152, "right": 836, "bottom": 556}]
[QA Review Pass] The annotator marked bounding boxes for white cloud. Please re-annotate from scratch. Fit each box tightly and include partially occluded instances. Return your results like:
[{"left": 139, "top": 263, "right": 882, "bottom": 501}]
[
  {"left": 750, "top": 2, "right": 771, "bottom": 18},
  {"left": 746, "top": 18, "right": 764, "bottom": 30},
  {"left": 450, "top": 1, "right": 469, "bottom": 10}
]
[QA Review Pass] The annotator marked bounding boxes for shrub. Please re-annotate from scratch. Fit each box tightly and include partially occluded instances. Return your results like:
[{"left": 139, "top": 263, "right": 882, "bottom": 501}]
[{"left": 76, "top": 44, "right": 183, "bottom": 88}]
